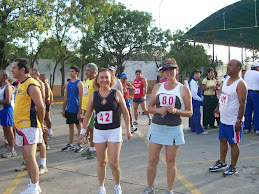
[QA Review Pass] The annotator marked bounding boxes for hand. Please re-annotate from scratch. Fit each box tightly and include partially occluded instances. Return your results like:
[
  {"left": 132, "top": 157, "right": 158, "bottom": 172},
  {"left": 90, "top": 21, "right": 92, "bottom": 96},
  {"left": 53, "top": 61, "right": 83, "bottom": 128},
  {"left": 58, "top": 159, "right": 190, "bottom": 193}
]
[
  {"left": 211, "top": 85, "right": 217, "bottom": 90},
  {"left": 41, "top": 123, "right": 47, "bottom": 132},
  {"left": 167, "top": 106, "right": 177, "bottom": 114},
  {"left": 235, "top": 122, "right": 242, "bottom": 132},
  {"left": 78, "top": 134, "right": 85, "bottom": 144},
  {"left": 62, "top": 110, "right": 65, "bottom": 118},
  {"left": 77, "top": 113, "right": 82, "bottom": 120},
  {"left": 126, "top": 131, "right": 133, "bottom": 141},
  {"left": 214, "top": 109, "right": 219, "bottom": 118},
  {"left": 141, "top": 97, "right": 145, "bottom": 101},
  {"left": 157, "top": 107, "right": 167, "bottom": 116}
]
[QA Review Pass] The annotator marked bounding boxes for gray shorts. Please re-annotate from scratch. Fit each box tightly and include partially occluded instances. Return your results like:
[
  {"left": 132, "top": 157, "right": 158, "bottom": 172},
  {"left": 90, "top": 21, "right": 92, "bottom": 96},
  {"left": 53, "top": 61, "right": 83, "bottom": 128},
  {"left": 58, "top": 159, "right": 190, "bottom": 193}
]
[{"left": 147, "top": 123, "right": 185, "bottom": 146}]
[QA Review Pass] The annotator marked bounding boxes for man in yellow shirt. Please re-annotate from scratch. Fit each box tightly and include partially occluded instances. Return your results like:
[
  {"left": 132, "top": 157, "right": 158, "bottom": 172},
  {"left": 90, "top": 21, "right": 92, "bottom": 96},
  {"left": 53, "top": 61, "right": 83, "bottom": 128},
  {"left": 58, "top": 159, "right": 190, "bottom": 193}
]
[
  {"left": 81, "top": 63, "right": 98, "bottom": 158},
  {"left": 11, "top": 59, "right": 45, "bottom": 194}
]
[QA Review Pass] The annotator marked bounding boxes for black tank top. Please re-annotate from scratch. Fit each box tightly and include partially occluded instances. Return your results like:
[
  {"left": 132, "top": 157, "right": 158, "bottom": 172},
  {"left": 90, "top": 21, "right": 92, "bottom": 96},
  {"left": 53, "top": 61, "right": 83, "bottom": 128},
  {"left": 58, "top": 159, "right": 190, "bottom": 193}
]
[{"left": 93, "top": 89, "right": 120, "bottom": 130}]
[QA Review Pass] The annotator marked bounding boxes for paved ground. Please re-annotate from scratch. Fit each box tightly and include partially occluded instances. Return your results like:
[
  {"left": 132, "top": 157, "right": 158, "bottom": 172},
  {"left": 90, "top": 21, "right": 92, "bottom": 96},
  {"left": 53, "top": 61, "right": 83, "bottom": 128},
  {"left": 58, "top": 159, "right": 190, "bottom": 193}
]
[{"left": 0, "top": 101, "right": 258, "bottom": 194}]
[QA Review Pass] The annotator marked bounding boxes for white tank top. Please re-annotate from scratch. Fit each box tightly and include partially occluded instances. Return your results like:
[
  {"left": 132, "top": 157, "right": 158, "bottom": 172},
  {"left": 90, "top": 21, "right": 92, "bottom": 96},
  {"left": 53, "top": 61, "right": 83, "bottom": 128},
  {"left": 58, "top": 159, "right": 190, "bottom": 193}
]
[
  {"left": 0, "top": 83, "right": 13, "bottom": 111},
  {"left": 219, "top": 76, "right": 242, "bottom": 125}
]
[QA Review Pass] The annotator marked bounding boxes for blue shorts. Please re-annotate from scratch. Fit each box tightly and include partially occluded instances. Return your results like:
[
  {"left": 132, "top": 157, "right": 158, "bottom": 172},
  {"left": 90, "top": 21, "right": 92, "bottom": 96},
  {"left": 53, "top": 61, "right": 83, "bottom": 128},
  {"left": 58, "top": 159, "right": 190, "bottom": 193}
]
[
  {"left": 125, "top": 98, "right": 131, "bottom": 108},
  {"left": 219, "top": 122, "right": 243, "bottom": 144},
  {"left": 0, "top": 107, "right": 14, "bottom": 127},
  {"left": 133, "top": 98, "right": 145, "bottom": 104},
  {"left": 147, "top": 123, "right": 185, "bottom": 146}
]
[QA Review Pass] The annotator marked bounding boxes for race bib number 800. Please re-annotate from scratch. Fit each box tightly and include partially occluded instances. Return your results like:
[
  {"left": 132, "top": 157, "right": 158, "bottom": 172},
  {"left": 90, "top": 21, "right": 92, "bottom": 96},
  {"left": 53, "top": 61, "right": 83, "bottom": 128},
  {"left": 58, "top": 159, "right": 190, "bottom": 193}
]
[
  {"left": 97, "top": 111, "right": 113, "bottom": 124},
  {"left": 159, "top": 94, "right": 176, "bottom": 107}
]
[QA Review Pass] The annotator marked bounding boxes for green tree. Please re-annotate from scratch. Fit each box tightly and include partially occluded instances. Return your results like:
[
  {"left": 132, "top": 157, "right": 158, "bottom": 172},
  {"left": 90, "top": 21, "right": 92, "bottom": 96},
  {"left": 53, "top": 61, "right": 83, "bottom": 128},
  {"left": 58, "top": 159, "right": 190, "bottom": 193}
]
[{"left": 0, "top": 0, "right": 53, "bottom": 69}]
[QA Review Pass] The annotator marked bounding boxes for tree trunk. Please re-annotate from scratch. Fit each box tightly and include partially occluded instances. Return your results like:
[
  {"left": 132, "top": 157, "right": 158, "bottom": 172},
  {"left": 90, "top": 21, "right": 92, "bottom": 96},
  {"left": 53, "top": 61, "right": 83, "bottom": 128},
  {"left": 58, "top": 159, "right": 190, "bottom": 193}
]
[
  {"left": 0, "top": 40, "right": 9, "bottom": 70},
  {"left": 60, "top": 62, "right": 65, "bottom": 96},
  {"left": 81, "top": 64, "right": 85, "bottom": 81},
  {"left": 51, "top": 61, "right": 59, "bottom": 90}
]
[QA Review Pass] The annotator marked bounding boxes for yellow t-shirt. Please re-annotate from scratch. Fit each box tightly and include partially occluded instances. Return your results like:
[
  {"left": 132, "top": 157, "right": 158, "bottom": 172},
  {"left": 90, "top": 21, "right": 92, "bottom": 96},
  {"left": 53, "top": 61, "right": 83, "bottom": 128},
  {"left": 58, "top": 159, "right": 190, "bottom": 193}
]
[
  {"left": 13, "top": 77, "right": 41, "bottom": 129},
  {"left": 202, "top": 77, "right": 217, "bottom": 96},
  {"left": 82, "top": 78, "right": 95, "bottom": 111}
]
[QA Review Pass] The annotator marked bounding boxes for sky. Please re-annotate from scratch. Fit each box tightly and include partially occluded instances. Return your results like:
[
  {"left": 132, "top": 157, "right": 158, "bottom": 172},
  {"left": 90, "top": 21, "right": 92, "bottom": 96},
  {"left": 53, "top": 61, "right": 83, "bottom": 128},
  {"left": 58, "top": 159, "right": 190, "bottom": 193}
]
[{"left": 116, "top": 0, "right": 252, "bottom": 64}]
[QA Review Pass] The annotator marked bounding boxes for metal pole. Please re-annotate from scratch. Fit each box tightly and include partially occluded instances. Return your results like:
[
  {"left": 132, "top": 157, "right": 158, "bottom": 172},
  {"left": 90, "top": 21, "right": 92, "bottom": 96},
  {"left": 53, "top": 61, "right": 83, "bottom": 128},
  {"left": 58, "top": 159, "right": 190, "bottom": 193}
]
[
  {"left": 228, "top": 39, "right": 231, "bottom": 62},
  {"left": 159, "top": 0, "right": 164, "bottom": 63}
]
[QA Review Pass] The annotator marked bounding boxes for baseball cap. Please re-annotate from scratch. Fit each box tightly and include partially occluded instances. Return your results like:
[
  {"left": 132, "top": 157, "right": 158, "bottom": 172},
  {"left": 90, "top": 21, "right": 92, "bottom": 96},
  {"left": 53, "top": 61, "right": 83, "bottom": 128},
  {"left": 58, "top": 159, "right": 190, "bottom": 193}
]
[
  {"left": 156, "top": 67, "right": 162, "bottom": 72},
  {"left": 121, "top": 73, "right": 127, "bottom": 78},
  {"left": 251, "top": 61, "right": 259, "bottom": 67},
  {"left": 109, "top": 66, "right": 116, "bottom": 71}
]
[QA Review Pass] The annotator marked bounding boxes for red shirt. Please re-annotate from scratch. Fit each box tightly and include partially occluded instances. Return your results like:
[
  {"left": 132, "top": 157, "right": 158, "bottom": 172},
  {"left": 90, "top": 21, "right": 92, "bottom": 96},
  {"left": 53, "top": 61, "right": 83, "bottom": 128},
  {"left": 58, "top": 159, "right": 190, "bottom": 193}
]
[
  {"left": 123, "top": 82, "right": 130, "bottom": 100},
  {"left": 133, "top": 77, "right": 144, "bottom": 99}
]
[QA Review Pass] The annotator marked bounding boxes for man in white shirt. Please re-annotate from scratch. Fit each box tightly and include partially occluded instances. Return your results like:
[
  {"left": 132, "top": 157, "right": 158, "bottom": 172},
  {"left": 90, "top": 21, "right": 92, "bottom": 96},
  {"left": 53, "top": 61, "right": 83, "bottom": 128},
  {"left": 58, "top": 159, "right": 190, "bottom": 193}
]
[
  {"left": 244, "top": 61, "right": 259, "bottom": 135},
  {"left": 189, "top": 70, "right": 208, "bottom": 135}
]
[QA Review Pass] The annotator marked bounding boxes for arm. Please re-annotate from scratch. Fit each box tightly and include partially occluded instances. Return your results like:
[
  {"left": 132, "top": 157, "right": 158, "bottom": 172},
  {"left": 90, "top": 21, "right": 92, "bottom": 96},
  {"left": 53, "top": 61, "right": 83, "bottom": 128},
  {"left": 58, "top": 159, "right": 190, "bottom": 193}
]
[
  {"left": 117, "top": 90, "right": 132, "bottom": 140},
  {"left": 127, "top": 82, "right": 135, "bottom": 90},
  {"left": 28, "top": 85, "right": 45, "bottom": 126},
  {"left": 62, "top": 85, "right": 68, "bottom": 118},
  {"left": 167, "top": 85, "right": 193, "bottom": 117},
  {"left": 77, "top": 81, "right": 84, "bottom": 119},
  {"left": 235, "top": 81, "right": 248, "bottom": 132},
  {"left": 148, "top": 83, "right": 167, "bottom": 116},
  {"left": 189, "top": 81, "right": 202, "bottom": 101},
  {"left": 39, "top": 81, "right": 45, "bottom": 100},
  {"left": 44, "top": 82, "right": 49, "bottom": 102},
  {"left": 0, "top": 85, "right": 12, "bottom": 105},
  {"left": 117, "top": 79, "right": 123, "bottom": 94},
  {"left": 142, "top": 78, "right": 148, "bottom": 99},
  {"left": 78, "top": 93, "right": 94, "bottom": 143}
]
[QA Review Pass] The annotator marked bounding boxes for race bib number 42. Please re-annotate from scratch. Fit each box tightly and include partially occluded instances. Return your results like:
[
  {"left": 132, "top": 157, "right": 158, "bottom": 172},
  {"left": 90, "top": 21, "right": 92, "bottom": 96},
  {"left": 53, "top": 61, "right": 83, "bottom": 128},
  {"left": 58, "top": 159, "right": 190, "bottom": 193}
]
[
  {"left": 97, "top": 111, "right": 113, "bottom": 124},
  {"left": 159, "top": 94, "right": 176, "bottom": 107},
  {"left": 219, "top": 93, "right": 230, "bottom": 105}
]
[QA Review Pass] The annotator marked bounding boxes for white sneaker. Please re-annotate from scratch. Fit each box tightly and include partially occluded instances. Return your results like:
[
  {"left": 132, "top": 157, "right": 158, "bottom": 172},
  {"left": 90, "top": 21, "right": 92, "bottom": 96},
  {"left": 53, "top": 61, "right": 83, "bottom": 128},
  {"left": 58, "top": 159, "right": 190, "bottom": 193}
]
[
  {"left": 244, "top": 129, "right": 250, "bottom": 134},
  {"left": 20, "top": 184, "right": 41, "bottom": 194},
  {"left": 256, "top": 131, "right": 259, "bottom": 135},
  {"left": 15, "top": 161, "right": 26, "bottom": 171},
  {"left": 131, "top": 125, "right": 137, "bottom": 133},
  {"left": 200, "top": 131, "right": 208, "bottom": 135},
  {"left": 39, "top": 165, "right": 48, "bottom": 175},
  {"left": 133, "top": 121, "right": 138, "bottom": 125},
  {"left": 48, "top": 129, "right": 53, "bottom": 137},
  {"left": 98, "top": 186, "right": 106, "bottom": 194},
  {"left": 114, "top": 185, "right": 122, "bottom": 194}
]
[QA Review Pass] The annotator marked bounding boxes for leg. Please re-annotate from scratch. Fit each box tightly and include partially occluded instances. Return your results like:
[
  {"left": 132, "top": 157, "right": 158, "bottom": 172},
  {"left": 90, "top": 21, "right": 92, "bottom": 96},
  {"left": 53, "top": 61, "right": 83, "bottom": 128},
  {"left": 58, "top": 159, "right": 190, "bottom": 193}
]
[
  {"left": 244, "top": 92, "right": 253, "bottom": 130},
  {"left": 76, "top": 123, "right": 82, "bottom": 144},
  {"left": 147, "top": 142, "right": 163, "bottom": 188},
  {"left": 69, "top": 124, "right": 75, "bottom": 144},
  {"left": 133, "top": 102, "right": 140, "bottom": 121},
  {"left": 165, "top": 145, "right": 180, "bottom": 191},
  {"left": 3, "top": 126, "right": 14, "bottom": 148},
  {"left": 21, "top": 144, "right": 39, "bottom": 183},
  {"left": 38, "top": 139, "right": 46, "bottom": 159},
  {"left": 219, "top": 138, "right": 228, "bottom": 162},
  {"left": 127, "top": 107, "right": 133, "bottom": 126},
  {"left": 140, "top": 101, "right": 151, "bottom": 118},
  {"left": 203, "top": 96, "right": 208, "bottom": 127},
  {"left": 95, "top": 142, "right": 108, "bottom": 186},
  {"left": 192, "top": 106, "right": 204, "bottom": 133},
  {"left": 229, "top": 143, "right": 240, "bottom": 166},
  {"left": 251, "top": 92, "right": 259, "bottom": 132},
  {"left": 45, "top": 111, "right": 52, "bottom": 130},
  {"left": 89, "top": 127, "right": 94, "bottom": 148}
]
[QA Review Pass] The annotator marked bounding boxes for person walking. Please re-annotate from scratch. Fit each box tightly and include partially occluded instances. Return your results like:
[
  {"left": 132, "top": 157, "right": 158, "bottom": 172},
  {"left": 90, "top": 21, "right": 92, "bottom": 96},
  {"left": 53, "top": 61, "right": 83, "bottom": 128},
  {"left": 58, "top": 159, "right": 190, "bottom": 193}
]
[
  {"left": 11, "top": 59, "right": 45, "bottom": 193},
  {"left": 210, "top": 59, "right": 247, "bottom": 176},
  {"left": 79, "top": 68, "right": 132, "bottom": 194},
  {"left": 189, "top": 70, "right": 208, "bottom": 135},
  {"left": 143, "top": 59, "right": 192, "bottom": 194}
]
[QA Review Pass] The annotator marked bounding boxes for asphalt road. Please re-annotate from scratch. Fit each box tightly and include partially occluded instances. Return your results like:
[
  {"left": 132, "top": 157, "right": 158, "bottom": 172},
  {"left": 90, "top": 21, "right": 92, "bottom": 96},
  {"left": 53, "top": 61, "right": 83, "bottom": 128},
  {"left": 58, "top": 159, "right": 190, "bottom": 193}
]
[{"left": 0, "top": 101, "right": 258, "bottom": 194}]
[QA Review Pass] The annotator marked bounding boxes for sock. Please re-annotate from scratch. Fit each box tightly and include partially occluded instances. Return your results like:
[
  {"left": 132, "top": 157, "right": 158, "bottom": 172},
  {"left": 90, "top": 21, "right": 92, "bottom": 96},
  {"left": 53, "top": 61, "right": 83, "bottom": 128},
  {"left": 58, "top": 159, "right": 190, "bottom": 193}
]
[
  {"left": 29, "top": 179, "right": 32, "bottom": 185},
  {"left": 41, "top": 158, "right": 46, "bottom": 168},
  {"left": 4, "top": 139, "right": 8, "bottom": 144},
  {"left": 89, "top": 146, "right": 95, "bottom": 151},
  {"left": 9, "top": 147, "right": 14, "bottom": 152},
  {"left": 30, "top": 182, "right": 39, "bottom": 190},
  {"left": 134, "top": 120, "right": 137, "bottom": 123}
]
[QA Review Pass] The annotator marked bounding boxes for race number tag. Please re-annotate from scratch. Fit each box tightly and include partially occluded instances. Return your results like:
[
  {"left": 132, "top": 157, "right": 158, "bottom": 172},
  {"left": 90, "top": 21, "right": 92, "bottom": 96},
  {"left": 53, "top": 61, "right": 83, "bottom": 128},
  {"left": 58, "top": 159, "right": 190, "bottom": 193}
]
[
  {"left": 97, "top": 111, "right": 113, "bottom": 124},
  {"left": 134, "top": 88, "right": 140, "bottom": 94},
  {"left": 159, "top": 94, "right": 176, "bottom": 107},
  {"left": 83, "top": 85, "right": 89, "bottom": 96},
  {"left": 219, "top": 93, "right": 230, "bottom": 105}
]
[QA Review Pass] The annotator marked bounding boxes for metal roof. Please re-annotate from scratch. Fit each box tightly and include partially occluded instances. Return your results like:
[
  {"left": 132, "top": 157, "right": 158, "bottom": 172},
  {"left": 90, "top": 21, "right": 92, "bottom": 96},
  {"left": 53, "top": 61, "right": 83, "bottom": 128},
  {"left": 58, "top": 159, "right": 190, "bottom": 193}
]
[{"left": 186, "top": 0, "right": 259, "bottom": 49}]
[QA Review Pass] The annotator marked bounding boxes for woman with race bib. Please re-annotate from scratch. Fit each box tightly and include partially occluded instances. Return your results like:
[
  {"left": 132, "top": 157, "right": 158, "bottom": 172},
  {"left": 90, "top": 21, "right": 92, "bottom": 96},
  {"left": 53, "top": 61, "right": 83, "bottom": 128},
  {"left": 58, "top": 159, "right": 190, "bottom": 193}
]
[
  {"left": 143, "top": 59, "right": 192, "bottom": 194},
  {"left": 79, "top": 68, "right": 132, "bottom": 194}
]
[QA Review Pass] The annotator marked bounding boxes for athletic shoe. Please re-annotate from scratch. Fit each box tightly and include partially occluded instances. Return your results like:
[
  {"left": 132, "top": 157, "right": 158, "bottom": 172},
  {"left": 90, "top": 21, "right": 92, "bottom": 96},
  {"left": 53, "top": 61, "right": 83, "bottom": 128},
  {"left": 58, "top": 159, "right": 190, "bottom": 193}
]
[
  {"left": 81, "top": 148, "right": 90, "bottom": 157},
  {"left": 1, "top": 150, "right": 17, "bottom": 158},
  {"left": 61, "top": 144, "right": 75, "bottom": 152},
  {"left": 209, "top": 160, "right": 228, "bottom": 172},
  {"left": 255, "top": 131, "right": 259, "bottom": 135},
  {"left": 143, "top": 187, "right": 154, "bottom": 194},
  {"left": 20, "top": 184, "right": 41, "bottom": 194},
  {"left": 114, "top": 185, "right": 122, "bottom": 194},
  {"left": 48, "top": 129, "right": 53, "bottom": 137},
  {"left": 222, "top": 165, "right": 238, "bottom": 176},
  {"left": 166, "top": 190, "right": 174, "bottom": 194},
  {"left": 39, "top": 165, "right": 48, "bottom": 175},
  {"left": 98, "top": 186, "right": 106, "bottom": 194},
  {"left": 75, "top": 144, "right": 84, "bottom": 153},
  {"left": 200, "top": 131, "right": 208, "bottom": 135},
  {"left": 133, "top": 121, "right": 138, "bottom": 125},
  {"left": 142, "top": 112, "right": 145, "bottom": 115},
  {"left": 45, "top": 143, "right": 50, "bottom": 150},
  {"left": 15, "top": 161, "right": 26, "bottom": 171},
  {"left": 148, "top": 118, "right": 152, "bottom": 125},
  {"left": 203, "top": 125, "right": 208, "bottom": 129},
  {"left": 131, "top": 125, "right": 138, "bottom": 133},
  {"left": 86, "top": 150, "right": 97, "bottom": 159},
  {"left": 244, "top": 129, "right": 250, "bottom": 134}
]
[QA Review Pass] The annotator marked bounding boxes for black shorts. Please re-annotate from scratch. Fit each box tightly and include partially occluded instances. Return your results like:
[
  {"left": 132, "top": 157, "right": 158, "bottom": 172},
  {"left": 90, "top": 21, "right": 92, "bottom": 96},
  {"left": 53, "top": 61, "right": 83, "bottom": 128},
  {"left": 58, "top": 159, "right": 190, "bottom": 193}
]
[
  {"left": 65, "top": 110, "right": 80, "bottom": 124},
  {"left": 133, "top": 98, "right": 145, "bottom": 104}
]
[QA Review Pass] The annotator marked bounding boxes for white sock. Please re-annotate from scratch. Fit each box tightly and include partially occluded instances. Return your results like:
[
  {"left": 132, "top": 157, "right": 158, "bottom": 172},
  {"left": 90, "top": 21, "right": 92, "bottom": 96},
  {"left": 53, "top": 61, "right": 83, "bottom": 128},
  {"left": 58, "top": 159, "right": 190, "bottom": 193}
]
[
  {"left": 30, "top": 182, "right": 39, "bottom": 190},
  {"left": 4, "top": 139, "right": 8, "bottom": 144},
  {"left": 9, "top": 147, "right": 14, "bottom": 152},
  {"left": 134, "top": 120, "right": 138, "bottom": 122},
  {"left": 41, "top": 158, "right": 46, "bottom": 168},
  {"left": 89, "top": 146, "right": 95, "bottom": 151}
]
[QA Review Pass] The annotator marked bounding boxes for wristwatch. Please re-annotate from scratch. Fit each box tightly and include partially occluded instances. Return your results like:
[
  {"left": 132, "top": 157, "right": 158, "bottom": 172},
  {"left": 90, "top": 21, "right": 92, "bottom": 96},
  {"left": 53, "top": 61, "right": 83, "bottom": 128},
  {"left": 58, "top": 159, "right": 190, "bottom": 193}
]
[{"left": 236, "top": 119, "right": 241, "bottom": 123}]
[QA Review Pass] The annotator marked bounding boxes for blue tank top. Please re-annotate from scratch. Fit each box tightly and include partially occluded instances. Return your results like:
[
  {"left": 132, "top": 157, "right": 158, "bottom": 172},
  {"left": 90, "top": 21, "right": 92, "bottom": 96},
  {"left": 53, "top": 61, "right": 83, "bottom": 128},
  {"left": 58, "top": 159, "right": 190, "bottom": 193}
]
[{"left": 66, "top": 80, "right": 80, "bottom": 113}]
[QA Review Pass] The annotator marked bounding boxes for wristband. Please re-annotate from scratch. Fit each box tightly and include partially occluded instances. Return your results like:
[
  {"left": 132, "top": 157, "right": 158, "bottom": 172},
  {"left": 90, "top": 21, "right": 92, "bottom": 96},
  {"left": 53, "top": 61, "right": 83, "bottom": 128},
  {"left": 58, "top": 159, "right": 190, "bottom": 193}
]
[
  {"left": 172, "top": 108, "right": 177, "bottom": 114},
  {"left": 80, "top": 128, "right": 87, "bottom": 135}
]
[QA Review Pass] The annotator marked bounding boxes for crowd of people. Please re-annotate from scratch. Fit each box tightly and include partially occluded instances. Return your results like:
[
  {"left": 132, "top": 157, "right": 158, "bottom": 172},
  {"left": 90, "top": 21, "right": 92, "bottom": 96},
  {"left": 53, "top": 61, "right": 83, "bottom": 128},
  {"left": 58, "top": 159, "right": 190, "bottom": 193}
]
[{"left": 0, "top": 57, "right": 258, "bottom": 194}]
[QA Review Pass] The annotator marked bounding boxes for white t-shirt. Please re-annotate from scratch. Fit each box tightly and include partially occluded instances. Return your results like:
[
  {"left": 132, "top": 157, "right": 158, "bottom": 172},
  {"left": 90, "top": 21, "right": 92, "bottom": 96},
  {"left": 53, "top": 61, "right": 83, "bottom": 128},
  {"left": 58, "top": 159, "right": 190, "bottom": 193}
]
[{"left": 244, "top": 70, "right": 259, "bottom": 90}]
